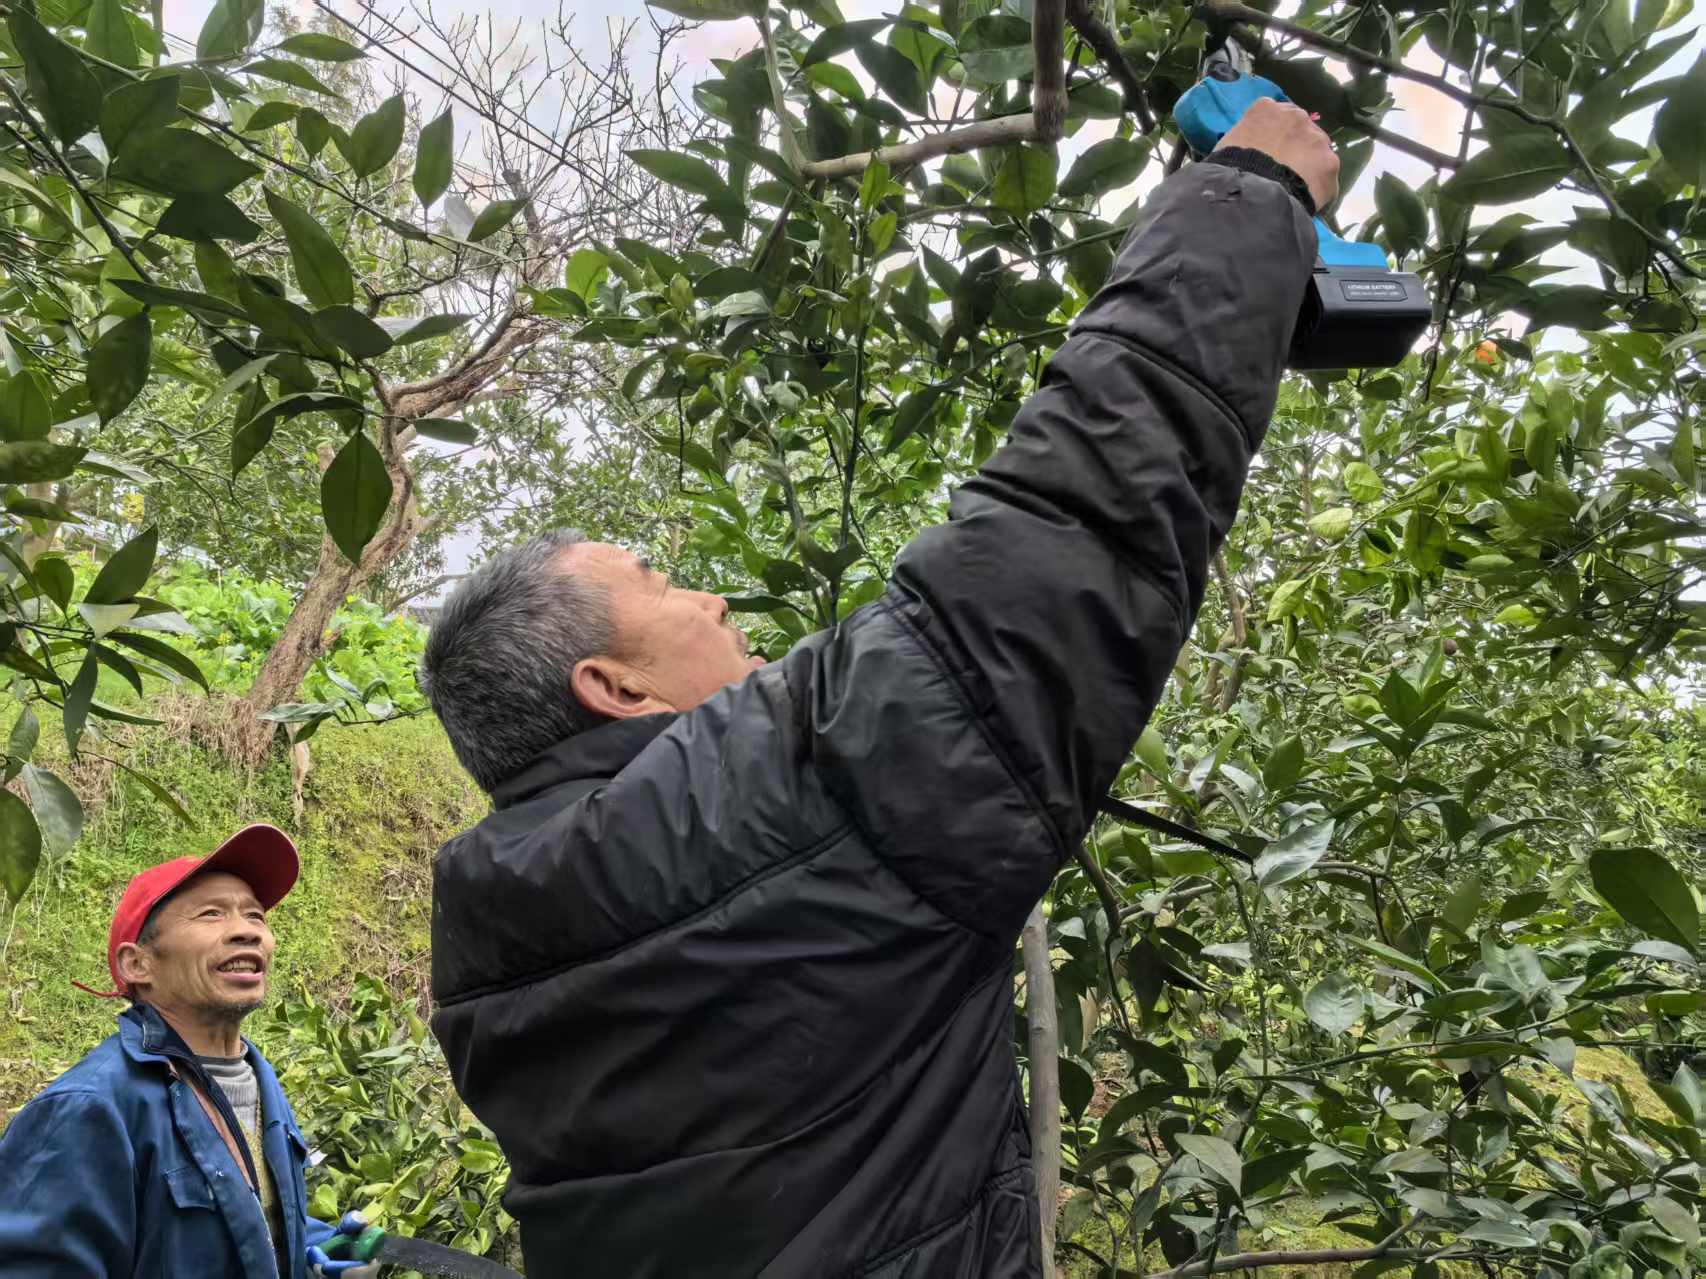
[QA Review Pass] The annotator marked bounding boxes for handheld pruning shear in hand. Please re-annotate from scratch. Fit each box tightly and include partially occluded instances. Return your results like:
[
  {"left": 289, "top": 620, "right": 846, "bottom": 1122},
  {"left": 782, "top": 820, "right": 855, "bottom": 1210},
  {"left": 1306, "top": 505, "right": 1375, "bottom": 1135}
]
[
  {"left": 1173, "top": 35, "right": 1432, "bottom": 369},
  {"left": 307, "top": 1213, "right": 383, "bottom": 1276}
]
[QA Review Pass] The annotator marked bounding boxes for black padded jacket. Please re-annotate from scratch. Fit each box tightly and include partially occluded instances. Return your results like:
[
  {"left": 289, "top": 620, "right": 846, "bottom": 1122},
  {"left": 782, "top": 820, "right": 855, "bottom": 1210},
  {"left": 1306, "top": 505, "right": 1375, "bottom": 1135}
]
[{"left": 430, "top": 156, "right": 1316, "bottom": 1279}]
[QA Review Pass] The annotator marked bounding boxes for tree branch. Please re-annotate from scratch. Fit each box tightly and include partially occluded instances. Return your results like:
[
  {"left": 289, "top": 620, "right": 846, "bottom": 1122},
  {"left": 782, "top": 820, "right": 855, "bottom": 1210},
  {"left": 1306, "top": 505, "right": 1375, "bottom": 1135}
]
[
  {"left": 801, "top": 114, "right": 1040, "bottom": 180},
  {"left": 1198, "top": 0, "right": 1702, "bottom": 280},
  {"left": 1021, "top": 905, "right": 1061, "bottom": 1277},
  {"left": 1065, "top": 0, "right": 1155, "bottom": 132}
]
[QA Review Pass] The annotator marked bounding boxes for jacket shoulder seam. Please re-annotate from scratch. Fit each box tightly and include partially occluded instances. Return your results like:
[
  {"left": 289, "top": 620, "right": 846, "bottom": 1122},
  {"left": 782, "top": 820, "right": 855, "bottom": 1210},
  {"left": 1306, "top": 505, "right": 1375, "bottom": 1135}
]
[{"left": 435, "top": 820, "right": 856, "bottom": 1007}]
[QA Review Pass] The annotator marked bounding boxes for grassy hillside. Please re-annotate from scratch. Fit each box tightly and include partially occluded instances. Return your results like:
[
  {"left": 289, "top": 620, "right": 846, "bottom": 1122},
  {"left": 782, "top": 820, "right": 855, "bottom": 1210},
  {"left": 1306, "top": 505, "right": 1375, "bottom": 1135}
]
[{"left": 0, "top": 698, "right": 483, "bottom": 1116}]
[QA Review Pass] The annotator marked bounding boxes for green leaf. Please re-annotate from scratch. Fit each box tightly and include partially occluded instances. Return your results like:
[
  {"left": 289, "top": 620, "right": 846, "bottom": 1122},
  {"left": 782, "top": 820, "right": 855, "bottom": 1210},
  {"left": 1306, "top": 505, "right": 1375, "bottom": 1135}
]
[
  {"left": 63, "top": 653, "right": 98, "bottom": 754},
  {"left": 1343, "top": 461, "right": 1383, "bottom": 504},
  {"left": 277, "top": 32, "right": 366, "bottom": 61},
  {"left": 0, "top": 443, "right": 87, "bottom": 484},
  {"left": 1440, "top": 873, "right": 1484, "bottom": 936},
  {"left": 108, "top": 631, "right": 209, "bottom": 692},
  {"left": 886, "top": 386, "right": 941, "bottom": 450},
  {"left": 241, "top": 57, "right": 340, "bottom": 98},
  {"left": 85, "top": 525, "right": 157, "bottom": 604},
  {"left": 0, "top": 788, "right": 43, "bottom": 903},
  {"left": 379, "top": 313, "right": 473, "bottom": 346},
  {"left": 8, "top": 10, "right": 102, "bottom": 144},
  {"left": 264, "top": 188, "right": 354, "bottom": 308},
  {"left": 9, "top": 707, "right": 39, "bottom": 766},
  {"left": 1307, "top": 506, "right": 1355, "bottom": 540},
  {"left": 645, "top": 0, "right": 762, "bottom": 19},
  {"left": 564, "top": 248, "right": 609, "bottom": 301},
  {"left": 340, "top": 94, "right": 405, "bottom": 178},
  {"left": 157, "top": 195, "right": 263, "bottom": 243},
  {"left": 1253, "top": 818, "right": 1334, "bottom": 888},
  {"left": 626, "top": 149, "right": 728, "bottom": 199},
  {"left": 34, "top": 558, "right": 73, "bottom": 612},
  {"left": 1058, "top": 138, "right": 1148, "bottom": 199},
  {"left": 85, "top": 0, "right": 139, "bottom": 68},
  {"left": 1373, "top": 173, "right": 1427, "bottom": 257},
  {"left": 992, "top": 145, "right": 1057, "bottom": 217},
  {"left": 711, "top": 290, "right": 769, "bottom": 319},
  {"left": 856, "top": 39, "right": 926, "bottom": 114},
  {"left": 1262, "top": 734, "right": 1305, "bottom": 790},
  {"left": 1589, "top": 847, "right": 1699, "bottom": 950},
  {"left": 1443, "top": 135, "right": 1572, "bottom": 206},
  {"left": 1347, "top": 935, "right": 1443, "bottom": 991},
  {"left": 412, "top": 418, "right": 477, "bottom": 444},
  {"left": 1304, "top": 972, "right": 1363, "bottom": 1034},
  {"left": 314, "top": 306, "right": 393, "bottom": 359},
  {"left": 1672, "top": 419, "right": 1697, "bottom": 491},
  {"left": 116, "top": 278, "right": 249, "bottom": 323},
  {"left": 414, "top": 108, "right": 454, "bottom": 207},
  {"left": 242, "top": 100, "right": 301, "bottom": 133},
  {"left": 22, "top": 764, "right": 82, "bottom": 856},
  {"left": 467, "top": 198, "right": 526, "bottom": 243},
  {"left": 111, "top": 128, "right": 261, "bottom": 198},
  {"left": 1653, "top": 55, "right": 1706, "bottom": 187},
  {"left": 0, "top": 374, "right": 51, "bottom": 443},
  {"left": 93, "top": 70, "right": 178, "bottom": 149},
  {"left": 321, "top": 431, "right": 392, "bottom": 564},
  {"left": 231, "top": 412, "right": 274, "bottom": 478},
  {"left": 1135, "top": 725, "right": 1167, "bottom": 778},
  {"left": 296, "top": 107, "right": 332, "bottom": 157},
  {"left": 958, "top": 14, "right": 1033, "bottom": 86},
  {"left": 196, "top": 0, "right": 263, "bottom": 61},
  {"left": 1176, "top": 1133, "right": 1242, "bottom": 1195},
  {"left": 87, "top": 313, "right": 151, "bottom": 424}
]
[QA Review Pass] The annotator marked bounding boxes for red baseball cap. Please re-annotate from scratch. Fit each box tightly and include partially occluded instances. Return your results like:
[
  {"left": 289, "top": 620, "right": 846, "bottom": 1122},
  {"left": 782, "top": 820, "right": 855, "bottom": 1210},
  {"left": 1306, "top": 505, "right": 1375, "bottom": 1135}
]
[{"left": 74, "top": 824, "right": 299, "bottom": 999}]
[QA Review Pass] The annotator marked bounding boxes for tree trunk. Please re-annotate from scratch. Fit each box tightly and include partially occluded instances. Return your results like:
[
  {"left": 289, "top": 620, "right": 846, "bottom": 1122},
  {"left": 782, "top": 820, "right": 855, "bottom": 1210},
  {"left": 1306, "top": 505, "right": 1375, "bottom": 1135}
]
[{"left": 1022, "top": 904, "right": 1062, "bottom": 1277}]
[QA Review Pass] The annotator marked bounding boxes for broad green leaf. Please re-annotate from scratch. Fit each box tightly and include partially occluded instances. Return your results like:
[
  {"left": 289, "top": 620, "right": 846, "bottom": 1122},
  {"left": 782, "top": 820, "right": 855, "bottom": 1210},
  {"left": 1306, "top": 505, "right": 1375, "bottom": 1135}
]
[
  {"left": 340, "top": 95, "right": 405, "bottom": 178},
  {"left": 157, "top": 195, "right": 263, "bottom": 243},
  {"left": 856, "top": 39, "right": 926, "bottom": 114},
  {"left": 564, "top": 248, "right": 609, "bottom": 301},
  {"left": 8, "top": 11, "right": 102, "bottom": 144},
  {"left": 1347, "top": 935, "right": 1443, "bottom": 991},
  {"left": 1343, "top": 460, "right": 1383, "bottom": 503},
  {"left": 85, "top": 525, "right": 157, "bottom": 604},
  {"left": 1304, "top": 973, "right": 1363, "bottom": 1034},
  {"left": 1176, "top": 1133, "right": 1241, "bottom": 1194},
  {"left": 886, "top": 386, "right": 941, "bottom": 450},
  {"left": 1262, "top": 734, "right": 1305, "bottom": 790},
  {"left": 104, "top": 77, "right": 180, "bottom": 155},
  {"left": 626, "top": 149, "right": 727, "bottom": 199},
  {"left": 87, "top": 313, "right": 151, "bottom": 424},
  {"left": 1373, "top": 173, "right": 1427, "bottom": 257},
  {"left": 414, "top": 109, "right": 454, "bottom": 207},
  {"left": 321, "top": 431, "right": 392, "bottom": 564},
  {"left": 379, "top": 313, "right": 473, "bottom": 346},
  {"left": 8, "top": 707, "right": 39, "bottom": 765},
  {"left": 1135, "top": 725, "right": 1167, "bottom": 779},
  {"left": 196, "top": 0, "right": 263, "bottom": 60},
  {"left": 1440, "top": 873, "right": 1484, "bottom": 936},
  {"left": 1058, "top": 138, "right": 1148, "bottom": 199},
  {"left": 645, "top": 0, "right": 762, "bottom": 19},
  {"left": 1443, "top": 135, "right": 1572, "bottom": 206},
  {"left": 63, "top": 653, "right": 98, "bottom": 754},
  {"left": 277, "top": 32, "right": 366, "bottom": 61},
  {"left": 85, "top": 0, "right": 139, "bottom": 68},
  {"left": 34, "top": 558, "right": 73, "bottom": 612},
  {"left": 241, "top": 101, "right": 300, "bottom": 133},
  {"left": 1307, "top": 506, "right": 1354, "bottom": 540},
  {"left": 108, "top": 631, "right": 209, "bottom": 692},
  {"left": 296, "top": 108, "right": 332, "bottom": 157},
  {"left": 412, "top": 418, "right": 477, "bottom": 444},
  {"left": 1673, "top": 420, "right": 1697, "bottom": 491},
  {"left": 0, "top": 788, "right": 42, "bottom": 903},
  {"left": 1253, "top": 818, "right": 1334, "bottom": 888},
  {"left": 1653, "top": 55, "right": 1706, "bottom": 187},
  {"left": 0, "top": 443, "right": 86, "bottom": 484},
  {"left": 1589, "top": 847, "right": 1699, "bottom": 950},
  {"left": 0, "top": 373, "right": 51, "bottom": 442},
  {"left": 111, "top": 128, "right": 261, "bottom": 197},
  {"left": 1266, "top": 576, "right": 1308, "bottom": 622},
  {"left": 264, "top": 188, "right": 354, "bottom": 308},
  {"left": 467, "top": 198, "right": 526, "bottom": 243},
  {"left": 242, "top": 57, "right": 340, "bottom": 98},
  {"left": 315, "top": 306, "right": 393, "bottom": 360},
  {"left": 958, "top": 14, "right": 1032, "bottom": 86},
  {"left": 22, "top": 764, "right": 82, "bottom": 856},
  {"left": 992, "top": 144, "right": 1056, "bottom": 217}
]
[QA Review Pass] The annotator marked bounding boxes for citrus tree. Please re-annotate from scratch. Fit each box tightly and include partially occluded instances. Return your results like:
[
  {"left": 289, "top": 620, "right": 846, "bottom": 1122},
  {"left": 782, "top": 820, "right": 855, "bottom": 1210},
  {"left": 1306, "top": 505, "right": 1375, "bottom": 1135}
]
[{"left": 548, "top": 0, "right": 1706, "bottom": 1271}]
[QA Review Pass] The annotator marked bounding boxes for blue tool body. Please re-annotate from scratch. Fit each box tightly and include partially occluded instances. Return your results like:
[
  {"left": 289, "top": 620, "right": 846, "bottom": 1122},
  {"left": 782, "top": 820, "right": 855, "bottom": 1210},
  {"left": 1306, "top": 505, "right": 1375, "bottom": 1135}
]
[{"left": 1171, "top": 46, "right": 1432, "bottom": 368}]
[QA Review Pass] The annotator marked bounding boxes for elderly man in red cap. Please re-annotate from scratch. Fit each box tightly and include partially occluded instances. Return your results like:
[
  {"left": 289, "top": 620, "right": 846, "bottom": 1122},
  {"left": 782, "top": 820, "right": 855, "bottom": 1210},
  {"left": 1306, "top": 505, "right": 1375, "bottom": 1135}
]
[{"left": 0, "top": 825, "right": 369, "bottom": 1278}]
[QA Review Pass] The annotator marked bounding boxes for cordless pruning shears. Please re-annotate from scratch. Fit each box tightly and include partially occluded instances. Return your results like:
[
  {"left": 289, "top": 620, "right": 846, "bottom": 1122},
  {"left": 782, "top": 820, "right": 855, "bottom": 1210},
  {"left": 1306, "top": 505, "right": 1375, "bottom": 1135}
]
[{"left": 1173, "top": 38, "right": 1432, "bottom": 370}]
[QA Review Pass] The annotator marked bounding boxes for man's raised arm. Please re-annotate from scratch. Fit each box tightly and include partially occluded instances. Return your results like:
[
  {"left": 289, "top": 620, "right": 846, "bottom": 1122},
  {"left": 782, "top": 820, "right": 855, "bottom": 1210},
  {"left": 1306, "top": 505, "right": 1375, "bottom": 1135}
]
[{"left": 794, "top": 103, "right": 1335, "bottom": 941}]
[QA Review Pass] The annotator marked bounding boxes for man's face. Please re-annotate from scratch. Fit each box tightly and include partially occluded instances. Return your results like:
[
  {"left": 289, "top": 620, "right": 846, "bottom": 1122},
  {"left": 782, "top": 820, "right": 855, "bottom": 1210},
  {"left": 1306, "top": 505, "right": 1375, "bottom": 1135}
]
[
  {"left": 125, "top": 871, "right": 275, "bottom": 1023},
  {"left": 567, "top": 542, "right": 764, "bottom": 715}
]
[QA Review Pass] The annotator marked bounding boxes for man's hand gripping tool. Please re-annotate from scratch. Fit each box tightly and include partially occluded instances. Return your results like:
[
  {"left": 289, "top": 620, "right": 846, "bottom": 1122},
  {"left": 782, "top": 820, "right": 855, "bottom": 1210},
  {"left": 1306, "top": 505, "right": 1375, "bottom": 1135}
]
[{"left": 1174, "top": 41, "right": 1432, "bottom": 370}]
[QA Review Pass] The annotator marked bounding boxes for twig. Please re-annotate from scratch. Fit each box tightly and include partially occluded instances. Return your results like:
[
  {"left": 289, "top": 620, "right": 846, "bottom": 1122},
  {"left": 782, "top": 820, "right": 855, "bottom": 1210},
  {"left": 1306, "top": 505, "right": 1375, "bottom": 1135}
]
[
  {"left": 801, "top": 114, "right": 1039, "bottom": 180},
  {"left": 1065, "top": 0, "right": 1155, "bottom": 132},
  {"left": 1021, "top": 905, "right": 1061, "bottom": 1275}
]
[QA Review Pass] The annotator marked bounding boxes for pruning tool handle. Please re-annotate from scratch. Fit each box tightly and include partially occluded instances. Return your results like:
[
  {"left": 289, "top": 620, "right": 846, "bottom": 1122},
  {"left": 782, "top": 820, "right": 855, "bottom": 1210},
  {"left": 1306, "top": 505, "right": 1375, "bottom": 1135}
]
[{"left": 325, "top": 1212, "right": 386, "bottom": 1263}]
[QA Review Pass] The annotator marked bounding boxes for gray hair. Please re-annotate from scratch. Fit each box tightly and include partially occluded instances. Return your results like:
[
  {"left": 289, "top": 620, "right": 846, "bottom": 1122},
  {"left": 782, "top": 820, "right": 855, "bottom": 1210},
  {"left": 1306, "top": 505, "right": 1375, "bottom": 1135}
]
[{"left": 419, "top": 529, "right": 616, "bottom": 792}]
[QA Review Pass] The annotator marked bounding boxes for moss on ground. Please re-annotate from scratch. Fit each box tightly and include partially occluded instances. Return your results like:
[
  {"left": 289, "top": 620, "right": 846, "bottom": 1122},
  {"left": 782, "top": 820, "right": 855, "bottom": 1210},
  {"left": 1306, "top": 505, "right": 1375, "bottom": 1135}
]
[{"left": 0, "top": 700, "right": 483, "bottom": 1118}]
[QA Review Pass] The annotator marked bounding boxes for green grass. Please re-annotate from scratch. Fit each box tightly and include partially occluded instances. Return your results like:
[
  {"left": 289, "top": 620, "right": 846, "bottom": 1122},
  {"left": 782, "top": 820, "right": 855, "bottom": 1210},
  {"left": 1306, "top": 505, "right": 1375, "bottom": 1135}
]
[{"left": 0, "top": 696, "right": 484, "bottom": 1118}]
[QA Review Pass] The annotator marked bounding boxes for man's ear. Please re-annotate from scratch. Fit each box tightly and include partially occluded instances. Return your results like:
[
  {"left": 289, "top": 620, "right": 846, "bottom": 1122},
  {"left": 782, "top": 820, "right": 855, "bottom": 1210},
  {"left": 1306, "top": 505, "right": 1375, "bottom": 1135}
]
[
  {"left": 571, "top": 656, "right": 678, "bottom": 720},
  {"left": 115, "top": 942, "right": 152, "bottom": 993}
]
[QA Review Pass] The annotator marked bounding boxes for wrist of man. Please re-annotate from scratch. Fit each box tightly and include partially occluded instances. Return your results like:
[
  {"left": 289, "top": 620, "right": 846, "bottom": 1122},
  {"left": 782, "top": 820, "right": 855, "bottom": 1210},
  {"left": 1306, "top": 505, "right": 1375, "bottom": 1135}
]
[{"left": 1201, "top": 147, "right": 1317, "bottom": 217}]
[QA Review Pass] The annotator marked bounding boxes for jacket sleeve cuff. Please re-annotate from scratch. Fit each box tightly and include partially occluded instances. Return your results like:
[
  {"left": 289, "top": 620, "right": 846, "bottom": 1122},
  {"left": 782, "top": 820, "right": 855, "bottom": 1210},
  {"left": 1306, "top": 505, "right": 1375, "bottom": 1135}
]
[{"left": 1201, "top": 147, "right": 1317, "bottom": 217}]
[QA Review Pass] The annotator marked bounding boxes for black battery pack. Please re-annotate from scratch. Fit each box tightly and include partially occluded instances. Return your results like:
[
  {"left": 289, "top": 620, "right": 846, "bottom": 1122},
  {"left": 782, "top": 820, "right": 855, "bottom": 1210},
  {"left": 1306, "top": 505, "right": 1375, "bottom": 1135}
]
[{"left": 1289, "top": 264, "right": 1433, "bottom": 371}]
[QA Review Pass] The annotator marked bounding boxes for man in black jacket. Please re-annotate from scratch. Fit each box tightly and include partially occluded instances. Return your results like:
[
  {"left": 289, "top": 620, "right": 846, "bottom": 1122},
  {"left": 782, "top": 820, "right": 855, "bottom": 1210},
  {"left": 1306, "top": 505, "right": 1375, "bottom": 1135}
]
[{"left": 420, "top": 101, "right": 1336, "bottom": 1278}]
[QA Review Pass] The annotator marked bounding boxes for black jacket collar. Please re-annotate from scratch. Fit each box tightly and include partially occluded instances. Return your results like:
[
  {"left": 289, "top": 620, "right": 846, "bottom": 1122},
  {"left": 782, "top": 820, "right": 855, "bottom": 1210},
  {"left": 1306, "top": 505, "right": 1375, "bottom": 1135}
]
[{"left": 492, "top": 714, "right": 679, "bottom": 810}]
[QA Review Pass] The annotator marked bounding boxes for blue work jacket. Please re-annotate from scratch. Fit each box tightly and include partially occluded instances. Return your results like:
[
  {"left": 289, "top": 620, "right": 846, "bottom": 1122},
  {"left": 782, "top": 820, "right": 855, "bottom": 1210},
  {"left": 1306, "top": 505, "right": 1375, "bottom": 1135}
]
[{"left": 0, "top": 1003, "right": 334, "bottom": 1278}]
